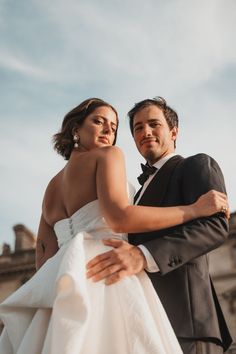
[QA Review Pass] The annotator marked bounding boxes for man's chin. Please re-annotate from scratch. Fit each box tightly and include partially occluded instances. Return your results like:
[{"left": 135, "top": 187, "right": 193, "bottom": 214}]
[{"left": 142, "top": 150, "right": 161, "bottom": 164}]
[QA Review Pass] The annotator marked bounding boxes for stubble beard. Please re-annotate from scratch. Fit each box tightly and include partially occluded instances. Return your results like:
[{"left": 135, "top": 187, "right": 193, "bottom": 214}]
[{"left": 143, "top": 149, "right": 162, "bottom": 165}]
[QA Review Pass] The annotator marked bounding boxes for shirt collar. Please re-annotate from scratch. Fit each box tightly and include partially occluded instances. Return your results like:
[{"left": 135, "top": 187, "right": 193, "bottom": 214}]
[{"left": 151, "top": 152, "right": 177, "bottom": 170}]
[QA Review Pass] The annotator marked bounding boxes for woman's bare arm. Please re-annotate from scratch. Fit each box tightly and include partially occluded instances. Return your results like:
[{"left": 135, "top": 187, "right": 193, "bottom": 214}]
[
  {"left": 36, "top": 214, "right": 59, "bottom": 270},
  {"left": 96, "top": 146, "right": 228, "bottom": 234}
]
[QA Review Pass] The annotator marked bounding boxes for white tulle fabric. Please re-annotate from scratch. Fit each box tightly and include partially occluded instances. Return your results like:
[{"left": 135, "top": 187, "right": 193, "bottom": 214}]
[{"left": 0, "top": 200, "right": 183, "bottom": 354}]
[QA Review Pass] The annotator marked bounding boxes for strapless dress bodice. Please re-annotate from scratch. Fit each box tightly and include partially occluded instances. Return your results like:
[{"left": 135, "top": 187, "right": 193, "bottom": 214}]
[{"left": 54, "top": 199, "right": 127, "bottom": 248}]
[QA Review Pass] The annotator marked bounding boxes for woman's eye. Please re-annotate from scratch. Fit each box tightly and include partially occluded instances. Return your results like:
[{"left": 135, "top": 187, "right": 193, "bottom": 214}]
[{"left": 94, "top": 119, "right": 102, "bottom": 125}]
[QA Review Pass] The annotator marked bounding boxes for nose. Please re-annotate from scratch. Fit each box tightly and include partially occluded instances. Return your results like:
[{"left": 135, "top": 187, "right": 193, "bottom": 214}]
[
  {"left": 103, "top": 123, "right": 112, "bottom": 135},
  {"left": 143, "top": 124, "right": 152, "bottom": 137}
]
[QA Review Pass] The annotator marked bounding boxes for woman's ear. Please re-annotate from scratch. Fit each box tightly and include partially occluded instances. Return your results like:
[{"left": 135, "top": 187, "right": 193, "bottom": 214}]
[{"left": 72, "top": 125, "right": 79, "bottom": 136}]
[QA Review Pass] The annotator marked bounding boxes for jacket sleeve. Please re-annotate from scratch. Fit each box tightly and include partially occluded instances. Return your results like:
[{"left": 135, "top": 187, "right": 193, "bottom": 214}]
[{"left": 143, "top": 153, "right": 229, "bottom": 275}]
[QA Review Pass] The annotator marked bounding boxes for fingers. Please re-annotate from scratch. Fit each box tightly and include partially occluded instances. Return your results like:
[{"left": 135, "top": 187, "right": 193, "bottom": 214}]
[
  {"left": 86, "top": 240, "right": 127, "bottom": 281},
  {"left": 86, "top": 239, "right": 126, "bottom": 270},
  {"left": 211, "top": 191, "right": 230, "bottom": 218},
  {"left": 220, "top": 205, "right": 230, "bottom": 219},
  {"left": 102, "top": 238, "right": 125, "bottom": 248},
  {"left": 86, "top": 257, "right": 119, "bottom": 279},
  {"left": 208, "top": 190, "right": 227, "bottom": 200},
  {"left": 226, "top": 209, "right": 230, "bottom": 219},
  {"left": 86, "top": 241, "right": 144, "bottom": 285},
  {"left": 88, "top": 263, "right": 123, "bottom": 282},
  {"left": 207, "top": 190, "right": 230, "bottom": 218},
  {"left": 86, "top": 250, "right": 112, "bottom": 269},
  {"left": 105, "top": 270, "right": 127, "bottom": 285}
]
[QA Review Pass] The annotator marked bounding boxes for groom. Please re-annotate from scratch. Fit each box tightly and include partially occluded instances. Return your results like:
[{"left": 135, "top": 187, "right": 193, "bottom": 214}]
[{"left": 86, "top": 97, "right": 232, "bottom": 354}]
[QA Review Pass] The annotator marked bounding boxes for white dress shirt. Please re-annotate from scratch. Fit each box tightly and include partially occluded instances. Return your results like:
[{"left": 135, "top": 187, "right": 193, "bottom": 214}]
[{"left": 136, "top": 153, "right": 176, "bottom": 272}]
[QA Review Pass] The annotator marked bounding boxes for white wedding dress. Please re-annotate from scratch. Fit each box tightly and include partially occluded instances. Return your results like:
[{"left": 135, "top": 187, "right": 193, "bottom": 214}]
[{"left": 0, "top": 199, "right": 183, "bottom": 354}]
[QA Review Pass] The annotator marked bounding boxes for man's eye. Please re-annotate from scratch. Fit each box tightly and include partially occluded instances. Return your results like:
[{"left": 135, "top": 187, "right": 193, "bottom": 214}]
[{"left": 134, "top": 126, "right": 142, "bottom": 132}]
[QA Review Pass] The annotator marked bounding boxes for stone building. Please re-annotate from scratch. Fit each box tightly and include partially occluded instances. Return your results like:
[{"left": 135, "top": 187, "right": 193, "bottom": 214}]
[
  {"left": 0, "top": 224, "right": 36, "bottom": 333},
  {"left": 0, "top": 217, "right": 236, "bottom": 352}
]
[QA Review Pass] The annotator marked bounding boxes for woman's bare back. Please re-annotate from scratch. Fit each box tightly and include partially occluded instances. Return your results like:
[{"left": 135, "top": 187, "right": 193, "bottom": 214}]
[{"left": 42, "top": 149, "right": 100, "bottom": 227}]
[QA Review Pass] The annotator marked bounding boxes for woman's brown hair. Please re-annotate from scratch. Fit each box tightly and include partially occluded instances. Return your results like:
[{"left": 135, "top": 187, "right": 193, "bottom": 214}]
[{"left": 53, "top": 98, "right": 119, "bottom": 160}]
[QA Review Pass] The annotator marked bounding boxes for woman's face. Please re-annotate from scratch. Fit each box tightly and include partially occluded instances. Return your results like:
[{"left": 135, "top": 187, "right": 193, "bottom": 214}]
[{"left": 75, "top": 106, "right": 118, "bottom": 151}]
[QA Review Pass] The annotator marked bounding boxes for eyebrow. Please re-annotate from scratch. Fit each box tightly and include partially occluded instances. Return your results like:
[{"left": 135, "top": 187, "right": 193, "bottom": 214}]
[
  {"left": 134, "top": 118, "right": 161, "bottom": 128},
  {"left": 93, "top": 114, "right": 117, "bottom": 127}
]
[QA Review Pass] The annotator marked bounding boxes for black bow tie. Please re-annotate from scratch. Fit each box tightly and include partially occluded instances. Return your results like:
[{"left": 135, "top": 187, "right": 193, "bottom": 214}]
[{"left": 137, "top": 163, "right": 157, "bottom": 185}]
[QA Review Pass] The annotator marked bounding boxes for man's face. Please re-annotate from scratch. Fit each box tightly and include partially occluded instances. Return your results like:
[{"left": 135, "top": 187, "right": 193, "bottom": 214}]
[{"left": 133, "top": 105, "right": 178, "bottom": 165}]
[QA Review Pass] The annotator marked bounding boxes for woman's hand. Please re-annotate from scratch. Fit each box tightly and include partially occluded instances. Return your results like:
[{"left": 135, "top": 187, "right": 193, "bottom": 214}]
[{"left": 193, "top": 190, "right": 230, "bottom": 219}]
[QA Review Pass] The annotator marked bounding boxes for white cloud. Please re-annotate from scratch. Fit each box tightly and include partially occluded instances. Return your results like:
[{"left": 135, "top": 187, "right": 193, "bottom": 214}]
[
  {"left": 0, "top": 50, "right": 53, "bottom": 80},
  {"left": 35, "top": 0, "right": 236, "bottom": 92}
]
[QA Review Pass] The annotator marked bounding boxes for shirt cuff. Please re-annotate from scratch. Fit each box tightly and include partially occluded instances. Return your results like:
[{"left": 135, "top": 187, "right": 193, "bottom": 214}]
[{"left": 138, "top": 245, "right": 160, "bottom": 273}]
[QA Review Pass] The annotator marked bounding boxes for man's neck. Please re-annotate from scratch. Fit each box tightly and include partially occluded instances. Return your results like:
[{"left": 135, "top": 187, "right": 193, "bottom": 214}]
[{"left": 147, "top": 151, "right": 176, "bottom": 166}]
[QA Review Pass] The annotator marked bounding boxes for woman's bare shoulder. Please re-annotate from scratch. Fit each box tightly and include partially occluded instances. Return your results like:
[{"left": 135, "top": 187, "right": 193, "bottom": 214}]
[
  {"left": 42, "top": 170, "right": 65, "bottom": 210},
  {"left": 45, "top": 169, "right": 64, "bottom": 192},
  {"left": 95, "top": 146, "right": 124, "bottom": 160}
]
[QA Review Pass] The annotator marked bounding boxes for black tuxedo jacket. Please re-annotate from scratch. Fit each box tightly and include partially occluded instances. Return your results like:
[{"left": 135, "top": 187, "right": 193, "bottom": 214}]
[{"left": 129, "top": 154, "right": 232, "bottom": 351}]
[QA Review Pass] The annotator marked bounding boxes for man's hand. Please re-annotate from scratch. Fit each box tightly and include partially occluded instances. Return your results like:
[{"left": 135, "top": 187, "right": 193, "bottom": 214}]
[{"left": 86, "top": 239, "right": 147, "bottom": 285}]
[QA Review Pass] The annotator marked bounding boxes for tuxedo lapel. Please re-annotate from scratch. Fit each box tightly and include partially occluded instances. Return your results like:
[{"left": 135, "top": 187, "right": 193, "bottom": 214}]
[
  {"left": 134, "top": 186, "right": 143, "bottom": 204},
  {"left": 137, "top": 155, "right": 184, "bottom": 206}
]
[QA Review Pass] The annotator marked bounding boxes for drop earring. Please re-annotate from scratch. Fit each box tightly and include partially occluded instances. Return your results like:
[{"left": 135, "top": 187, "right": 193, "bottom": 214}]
[{"left": 73, "top": 134, "right": 80, "bottom": 149}]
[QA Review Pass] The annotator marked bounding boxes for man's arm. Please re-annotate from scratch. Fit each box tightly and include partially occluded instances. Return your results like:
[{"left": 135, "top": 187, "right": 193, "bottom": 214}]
[
  {"left": 144, "top": 153, "right": 229, "bottom": 275},
  {"left": 86, "top": 154, "right": 229, "bottom": 283}
]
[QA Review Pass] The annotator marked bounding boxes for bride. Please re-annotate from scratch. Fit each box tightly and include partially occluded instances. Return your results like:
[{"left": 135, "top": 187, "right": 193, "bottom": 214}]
[{"left": 0, "top": 98, "right": 229, "bottom": 354}]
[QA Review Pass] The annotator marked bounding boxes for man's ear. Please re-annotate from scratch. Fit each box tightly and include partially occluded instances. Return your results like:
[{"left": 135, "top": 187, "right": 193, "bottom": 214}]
[{"left": 171, "top": 127, "right": 178, "bottom": 142}]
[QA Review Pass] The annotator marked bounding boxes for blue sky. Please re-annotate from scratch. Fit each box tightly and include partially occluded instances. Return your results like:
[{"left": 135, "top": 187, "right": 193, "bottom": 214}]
[{"left": 0, "top": 0, "right": 236, "bottom": 248}]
